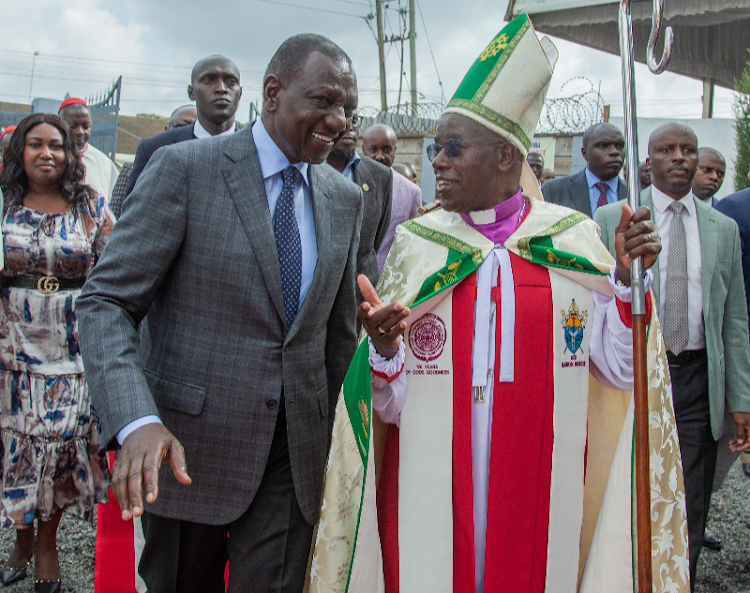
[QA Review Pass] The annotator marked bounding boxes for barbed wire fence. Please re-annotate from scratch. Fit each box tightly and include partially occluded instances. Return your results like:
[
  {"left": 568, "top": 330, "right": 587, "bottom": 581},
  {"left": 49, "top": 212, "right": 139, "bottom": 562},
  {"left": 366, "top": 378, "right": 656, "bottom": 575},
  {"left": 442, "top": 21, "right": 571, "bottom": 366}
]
[
  {"left": 358, "top": 78, "right": 605, "bottom": 137},
  {"left": 536, "top": 77, "right": 605, "bottom": 135},
  {"left": 358, "top": 103, "right": 441, "bottom": 136}
]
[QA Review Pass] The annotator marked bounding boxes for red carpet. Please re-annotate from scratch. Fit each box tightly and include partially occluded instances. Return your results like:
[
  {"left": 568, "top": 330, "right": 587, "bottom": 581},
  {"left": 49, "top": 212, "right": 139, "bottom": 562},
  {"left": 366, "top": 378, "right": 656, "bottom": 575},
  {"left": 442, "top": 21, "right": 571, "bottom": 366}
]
[
  {"left": 94, "top": 454, "right": 229, "bottom": 592},
  {"left": 95, "top": 489, "right": 136, "bottom": 593}
]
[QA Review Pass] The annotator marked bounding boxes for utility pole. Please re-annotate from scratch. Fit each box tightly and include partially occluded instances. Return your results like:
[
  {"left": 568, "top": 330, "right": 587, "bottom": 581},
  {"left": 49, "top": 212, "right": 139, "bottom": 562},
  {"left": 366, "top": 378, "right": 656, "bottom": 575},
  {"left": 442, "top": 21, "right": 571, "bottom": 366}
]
[
  {"left": 376, "top": 0, "right": 388, "bottom": 112},
  {"left": 28, "top": 51, "right": 40, "bottom": 105},
  {"left": 409, "top": 0, "right": 417, "bottom": 117}
]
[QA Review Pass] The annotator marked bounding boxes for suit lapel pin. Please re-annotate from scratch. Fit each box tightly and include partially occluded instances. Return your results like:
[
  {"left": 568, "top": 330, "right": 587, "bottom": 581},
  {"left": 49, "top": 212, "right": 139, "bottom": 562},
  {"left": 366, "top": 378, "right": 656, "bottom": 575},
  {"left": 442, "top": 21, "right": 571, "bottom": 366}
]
[{"left": 362, "top": 183, "right": 370, "bottom": 192}]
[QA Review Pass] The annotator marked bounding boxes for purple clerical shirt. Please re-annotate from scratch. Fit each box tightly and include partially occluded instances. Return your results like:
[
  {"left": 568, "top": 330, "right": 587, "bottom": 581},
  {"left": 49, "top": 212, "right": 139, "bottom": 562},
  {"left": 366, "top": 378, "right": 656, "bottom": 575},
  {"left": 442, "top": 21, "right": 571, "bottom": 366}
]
[{"left": 459, "top": 187, "right": 525, "bottom": 244}]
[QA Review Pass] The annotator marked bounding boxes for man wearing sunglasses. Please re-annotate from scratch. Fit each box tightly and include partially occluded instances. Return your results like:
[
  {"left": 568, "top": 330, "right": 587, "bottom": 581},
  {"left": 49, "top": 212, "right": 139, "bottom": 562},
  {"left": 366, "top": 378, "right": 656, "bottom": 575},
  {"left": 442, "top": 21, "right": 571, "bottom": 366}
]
[
  {"left": 309, "top": 15, "right": 690, "bottom": 593},
  {"left": 326, "top": 112, "right": 392, "bottom": 301}
]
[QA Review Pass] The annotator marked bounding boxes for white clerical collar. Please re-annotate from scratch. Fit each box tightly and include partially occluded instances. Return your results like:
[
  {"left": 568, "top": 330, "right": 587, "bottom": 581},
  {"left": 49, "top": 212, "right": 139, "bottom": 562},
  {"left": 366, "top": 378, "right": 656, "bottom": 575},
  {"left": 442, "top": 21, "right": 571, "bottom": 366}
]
[
  {"left": 193, "top": 119, "right": 236, "bottom": 139},
  {"left": 651, "top": 184, "right": 697, "bottom": 217},
  {"left": 469, "top": 208, "right": 497, "bottom": 225}
]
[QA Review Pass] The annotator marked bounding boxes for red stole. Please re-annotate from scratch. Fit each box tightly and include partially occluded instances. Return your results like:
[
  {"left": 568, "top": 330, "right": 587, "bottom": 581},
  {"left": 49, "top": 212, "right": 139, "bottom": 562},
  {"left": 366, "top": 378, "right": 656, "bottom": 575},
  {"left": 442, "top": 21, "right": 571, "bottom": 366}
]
[{"left": 378, "top": 252, "right": 557, "bottom": 593}]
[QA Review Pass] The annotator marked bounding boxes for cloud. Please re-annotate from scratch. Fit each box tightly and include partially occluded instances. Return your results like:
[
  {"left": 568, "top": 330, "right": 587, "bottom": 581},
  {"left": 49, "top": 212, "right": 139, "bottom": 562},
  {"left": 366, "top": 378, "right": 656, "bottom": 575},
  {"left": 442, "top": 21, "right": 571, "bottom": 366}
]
[{"left": 0, "top": 0, "right": 737, "bottom": 121}]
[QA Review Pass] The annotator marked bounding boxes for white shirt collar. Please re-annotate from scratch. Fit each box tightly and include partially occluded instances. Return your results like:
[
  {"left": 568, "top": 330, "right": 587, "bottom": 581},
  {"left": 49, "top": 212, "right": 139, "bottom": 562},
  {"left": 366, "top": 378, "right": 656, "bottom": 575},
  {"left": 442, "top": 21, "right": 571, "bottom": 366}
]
[
  {"left": 251, "top": 120, "right": 309, "bottom": 185},
  {"left": 192, "top": 119, "right": 236, "bottom": 139},
  {"left": 651, "top": 184, "right": 697, "bottom": 217}
]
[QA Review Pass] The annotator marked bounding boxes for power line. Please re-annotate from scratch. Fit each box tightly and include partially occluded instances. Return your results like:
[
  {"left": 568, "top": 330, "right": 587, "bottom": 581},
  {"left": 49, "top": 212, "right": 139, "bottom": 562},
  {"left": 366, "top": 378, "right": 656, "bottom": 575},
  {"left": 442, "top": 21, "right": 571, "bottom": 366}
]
[
  {"left": 0, "top": 55, "right": 376, "bottom": 83},
  {"left": 416, "top": 0, "right": 444, "bottom": 103},
  {"left": 0, "top": 49, "right": 256, "bottom": 73},
  {"left": 250, "top": 0, "right": 364, "bottom": 17},
  {"left": 0, "top": 70, "right": 265, "bottom": 91}
]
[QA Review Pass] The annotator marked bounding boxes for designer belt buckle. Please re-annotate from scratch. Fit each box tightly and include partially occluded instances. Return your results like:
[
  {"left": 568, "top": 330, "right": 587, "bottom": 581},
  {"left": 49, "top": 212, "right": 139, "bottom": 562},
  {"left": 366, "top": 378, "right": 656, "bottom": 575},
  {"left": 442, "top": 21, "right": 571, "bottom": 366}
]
[{"left": 37, "top": 276, "right": 60, "bottom": 294}]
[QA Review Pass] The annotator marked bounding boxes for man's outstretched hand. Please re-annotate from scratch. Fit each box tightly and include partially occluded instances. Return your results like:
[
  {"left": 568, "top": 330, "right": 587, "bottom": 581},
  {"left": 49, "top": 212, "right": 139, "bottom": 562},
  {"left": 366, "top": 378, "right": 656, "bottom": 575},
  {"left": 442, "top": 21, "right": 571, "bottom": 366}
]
[
  {"left": 613, "top": 204, "right": 662, "bottom": 286},
  {"left": 357, "top": 274, "right": 410, "bottom": 359},
  {"left": 113, "top": 423, "right": 191, "bottom": 520},
  {"left": 730, "top": 412, "right": 750, "bottom": 452}
]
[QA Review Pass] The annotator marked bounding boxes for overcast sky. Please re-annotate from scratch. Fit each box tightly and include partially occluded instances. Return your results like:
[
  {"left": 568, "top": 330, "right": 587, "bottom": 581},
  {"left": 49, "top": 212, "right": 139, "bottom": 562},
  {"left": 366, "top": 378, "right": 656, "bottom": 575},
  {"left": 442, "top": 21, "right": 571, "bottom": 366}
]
[{"left": 0, "top": 0, "right": 737, "bottom": 123}]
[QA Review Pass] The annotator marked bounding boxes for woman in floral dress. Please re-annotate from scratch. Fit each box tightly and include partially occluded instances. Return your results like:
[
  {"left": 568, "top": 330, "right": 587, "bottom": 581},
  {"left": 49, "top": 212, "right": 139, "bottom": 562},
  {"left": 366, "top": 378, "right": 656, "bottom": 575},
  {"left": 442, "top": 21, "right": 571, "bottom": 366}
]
[{"left": 0, "top": 113, "right": 113, "bottom": 593}]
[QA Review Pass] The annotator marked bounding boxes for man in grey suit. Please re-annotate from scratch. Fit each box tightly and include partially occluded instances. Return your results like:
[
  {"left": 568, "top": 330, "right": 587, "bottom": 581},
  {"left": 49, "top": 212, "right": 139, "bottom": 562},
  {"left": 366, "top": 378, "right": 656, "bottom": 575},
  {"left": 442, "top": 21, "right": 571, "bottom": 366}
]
[
  {"left": 595, "top": 122, "right": 750, "bottom": 591},
  {"left": 77, "top": 35, "right": 362, "bottom": 593},
  {"left": 543, "top": 122, "right": 627, "bottom": 218},
  {"left": 326, "top": 114, "right": 392, "bottom": 296}
]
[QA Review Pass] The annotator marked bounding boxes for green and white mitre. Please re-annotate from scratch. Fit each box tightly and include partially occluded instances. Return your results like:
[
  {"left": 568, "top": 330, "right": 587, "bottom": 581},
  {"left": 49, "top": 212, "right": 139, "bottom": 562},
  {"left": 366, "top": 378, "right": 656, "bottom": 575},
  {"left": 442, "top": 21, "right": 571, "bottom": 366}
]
[{"left": 443, "top": 13, "right": 558, "bottom": 157}]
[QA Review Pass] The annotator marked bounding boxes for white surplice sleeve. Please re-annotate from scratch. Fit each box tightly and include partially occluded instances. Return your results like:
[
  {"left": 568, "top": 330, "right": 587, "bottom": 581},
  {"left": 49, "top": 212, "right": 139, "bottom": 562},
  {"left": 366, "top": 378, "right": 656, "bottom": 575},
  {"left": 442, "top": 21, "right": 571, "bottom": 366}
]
[
  {"left": 589, "top": 268, "right": 653, "bottom": 391},
  {"left": 369, "top": 340, "right": 407, "bottom": 427}
]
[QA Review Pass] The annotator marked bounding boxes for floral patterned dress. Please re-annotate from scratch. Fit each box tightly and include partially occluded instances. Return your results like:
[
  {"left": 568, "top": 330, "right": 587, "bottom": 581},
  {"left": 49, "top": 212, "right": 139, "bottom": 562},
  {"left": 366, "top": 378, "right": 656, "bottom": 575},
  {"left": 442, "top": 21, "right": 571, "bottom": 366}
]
[{"left": 0, "top": 196, "right": 114, "bottom": 528}]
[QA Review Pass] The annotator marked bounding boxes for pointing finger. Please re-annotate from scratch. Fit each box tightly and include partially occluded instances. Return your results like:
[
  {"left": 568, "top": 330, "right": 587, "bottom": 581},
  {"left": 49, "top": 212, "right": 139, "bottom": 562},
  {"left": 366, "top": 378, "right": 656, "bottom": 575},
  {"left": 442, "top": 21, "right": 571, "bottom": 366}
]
[{"left": 358, "top": 274, "right": 382, "bottom": 308}]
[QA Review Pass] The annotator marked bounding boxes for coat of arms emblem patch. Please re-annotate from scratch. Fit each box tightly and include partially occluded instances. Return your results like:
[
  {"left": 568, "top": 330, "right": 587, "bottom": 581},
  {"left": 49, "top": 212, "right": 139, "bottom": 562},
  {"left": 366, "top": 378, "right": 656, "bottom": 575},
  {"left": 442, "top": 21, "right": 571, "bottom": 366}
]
[{"left": 561, "top": 299, "right": 588, "bottom": 365}]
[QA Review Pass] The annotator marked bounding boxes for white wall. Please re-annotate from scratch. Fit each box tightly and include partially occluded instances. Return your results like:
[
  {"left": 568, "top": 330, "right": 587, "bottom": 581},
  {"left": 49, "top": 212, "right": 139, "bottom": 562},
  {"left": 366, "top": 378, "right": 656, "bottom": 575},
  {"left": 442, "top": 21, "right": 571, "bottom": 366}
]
[{"left": 610, "top": 117, "right": 737, "bottom": 199}]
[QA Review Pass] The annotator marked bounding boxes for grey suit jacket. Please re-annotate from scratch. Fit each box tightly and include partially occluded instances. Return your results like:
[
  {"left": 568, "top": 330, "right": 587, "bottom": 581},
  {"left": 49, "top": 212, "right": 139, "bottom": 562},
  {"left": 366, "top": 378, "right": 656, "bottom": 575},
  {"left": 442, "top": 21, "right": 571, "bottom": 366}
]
[
  {"left": 77, "top": 125, "right": 363, "bottom": 525},
  {"left": 542, "top": 168, "right": 627, "bottom": 218},
  {"left": 595, "top": 186, "right": 750, "bottom": 439},
  {"left": 352, "top": 155, "right": 392, "bottom": 293}
]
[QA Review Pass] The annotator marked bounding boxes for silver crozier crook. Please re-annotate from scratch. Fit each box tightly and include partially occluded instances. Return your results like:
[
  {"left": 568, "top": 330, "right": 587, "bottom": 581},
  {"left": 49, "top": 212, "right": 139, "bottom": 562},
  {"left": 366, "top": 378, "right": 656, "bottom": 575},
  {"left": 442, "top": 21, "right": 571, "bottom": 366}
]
[{"left": 618, "top": 0, "right": 673, "bottom": 591}]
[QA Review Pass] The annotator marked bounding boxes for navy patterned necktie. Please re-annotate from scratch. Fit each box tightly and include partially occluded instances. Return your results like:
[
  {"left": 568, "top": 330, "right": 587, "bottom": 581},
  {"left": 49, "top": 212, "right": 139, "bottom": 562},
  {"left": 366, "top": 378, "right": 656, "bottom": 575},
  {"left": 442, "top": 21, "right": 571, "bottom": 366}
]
[{"left": 274, "top": 166, "right": 302, "bottom": 330}]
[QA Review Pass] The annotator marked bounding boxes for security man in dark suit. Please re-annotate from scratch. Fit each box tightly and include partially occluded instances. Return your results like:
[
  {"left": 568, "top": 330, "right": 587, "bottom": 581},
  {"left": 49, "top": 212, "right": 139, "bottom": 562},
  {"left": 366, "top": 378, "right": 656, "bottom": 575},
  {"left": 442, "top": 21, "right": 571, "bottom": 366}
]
[
  {"left": 542, "top": 122, "right": 627, "bottom": 218},
  {"left": 125, "top": 55, "right": 243, "bottom": 197},
  {"left": 165, "top": 104, "right": 197, "bottom": 131},
  {"left": 326, "top": 113, "right": 392, "bottom": 296}
]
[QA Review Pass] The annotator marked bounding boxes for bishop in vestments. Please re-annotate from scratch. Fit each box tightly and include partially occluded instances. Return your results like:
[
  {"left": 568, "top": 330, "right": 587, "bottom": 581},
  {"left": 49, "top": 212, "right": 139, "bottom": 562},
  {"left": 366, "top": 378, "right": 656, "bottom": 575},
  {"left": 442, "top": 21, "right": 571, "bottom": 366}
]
[{"left": 308, "top": 15, "right": 690, "bottom": 593}]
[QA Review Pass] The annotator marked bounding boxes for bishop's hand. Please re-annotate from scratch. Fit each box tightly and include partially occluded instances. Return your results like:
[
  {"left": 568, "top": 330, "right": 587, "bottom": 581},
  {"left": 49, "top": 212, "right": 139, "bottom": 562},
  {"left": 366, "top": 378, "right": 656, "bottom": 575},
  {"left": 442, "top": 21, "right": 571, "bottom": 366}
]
[
  {"left": 357, "top": 274, "right": 410, "bottom": 360},
  {"left": 614, "top": 204, "right": 662, "bottom": 287}
]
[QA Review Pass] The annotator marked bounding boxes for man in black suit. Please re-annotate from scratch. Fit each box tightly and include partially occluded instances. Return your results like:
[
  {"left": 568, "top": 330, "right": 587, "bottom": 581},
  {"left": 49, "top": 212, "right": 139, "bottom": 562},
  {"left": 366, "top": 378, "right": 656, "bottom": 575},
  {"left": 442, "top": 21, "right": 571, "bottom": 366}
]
[
  {"left": 111, "top": 107, "right": 198, "bottom": 218},
  {"left": 165, "top": 104, "right": 197, "bottom": 131},
  {"left": 125, "top": 55, "right": 242, "bottom": 197},
  {"left": 326, "top": 113, "right": 392, "bottom": 295},
  {"left": 542, "top": 122, "right": 626, "bottom": 217},
  {"left": 692, "top": 147, "right": 726, "bottom": 206},
  {"left": 526, "top": 151, "right": 544, "bottom": 181}
]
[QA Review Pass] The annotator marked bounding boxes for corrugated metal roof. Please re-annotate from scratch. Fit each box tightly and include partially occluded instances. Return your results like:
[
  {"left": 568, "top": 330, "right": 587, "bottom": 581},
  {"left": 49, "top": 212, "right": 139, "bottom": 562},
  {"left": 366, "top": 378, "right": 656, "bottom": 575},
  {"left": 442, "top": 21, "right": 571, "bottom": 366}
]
[{"left": 507, "top": 0, "right": 750, "bottom": 89}]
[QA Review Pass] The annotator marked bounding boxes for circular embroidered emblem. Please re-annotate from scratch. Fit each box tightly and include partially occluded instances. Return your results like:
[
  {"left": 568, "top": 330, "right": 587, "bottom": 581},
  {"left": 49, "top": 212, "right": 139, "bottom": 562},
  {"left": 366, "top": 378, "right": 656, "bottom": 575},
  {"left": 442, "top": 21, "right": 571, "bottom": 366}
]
[{"left": 408, "top": 313, "right": 447, "bottom": 362}]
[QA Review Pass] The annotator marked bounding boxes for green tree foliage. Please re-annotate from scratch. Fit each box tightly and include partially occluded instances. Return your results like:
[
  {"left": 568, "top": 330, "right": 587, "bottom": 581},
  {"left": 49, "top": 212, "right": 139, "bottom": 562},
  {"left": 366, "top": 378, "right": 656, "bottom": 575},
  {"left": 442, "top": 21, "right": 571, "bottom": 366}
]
[{"left": 734, "top": 50, "right": 750, "bottom": 192}]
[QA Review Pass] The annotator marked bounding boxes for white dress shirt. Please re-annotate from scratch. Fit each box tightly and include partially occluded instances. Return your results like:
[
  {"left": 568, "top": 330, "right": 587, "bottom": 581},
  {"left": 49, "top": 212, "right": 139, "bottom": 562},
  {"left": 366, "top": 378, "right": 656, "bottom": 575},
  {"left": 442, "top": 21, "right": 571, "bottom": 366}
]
[
  {"left": 116, "top": 119, "right": 318, "bottom": 445},
  {"left": 82, "top": 143, "right": 119, "bottom": 200},
  {"left": 369, "top": 250, "right": 649, "bottom": 592},
  {"left": 651, "top": 185, "right": 705, "bottom": 350},
  {"left": 192, "top": 119, "right": 236, "bottom": 139}
]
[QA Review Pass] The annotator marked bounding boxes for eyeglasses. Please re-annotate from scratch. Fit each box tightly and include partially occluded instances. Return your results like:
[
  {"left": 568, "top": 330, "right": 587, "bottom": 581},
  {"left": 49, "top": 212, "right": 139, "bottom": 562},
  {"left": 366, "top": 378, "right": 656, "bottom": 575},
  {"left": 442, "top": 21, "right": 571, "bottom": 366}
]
[
  {"left": 348, "top": 114, "right": 362, "bottom": 129},
  {"left": 426, "top": 139, "right": 507, "bottom": 162}
]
